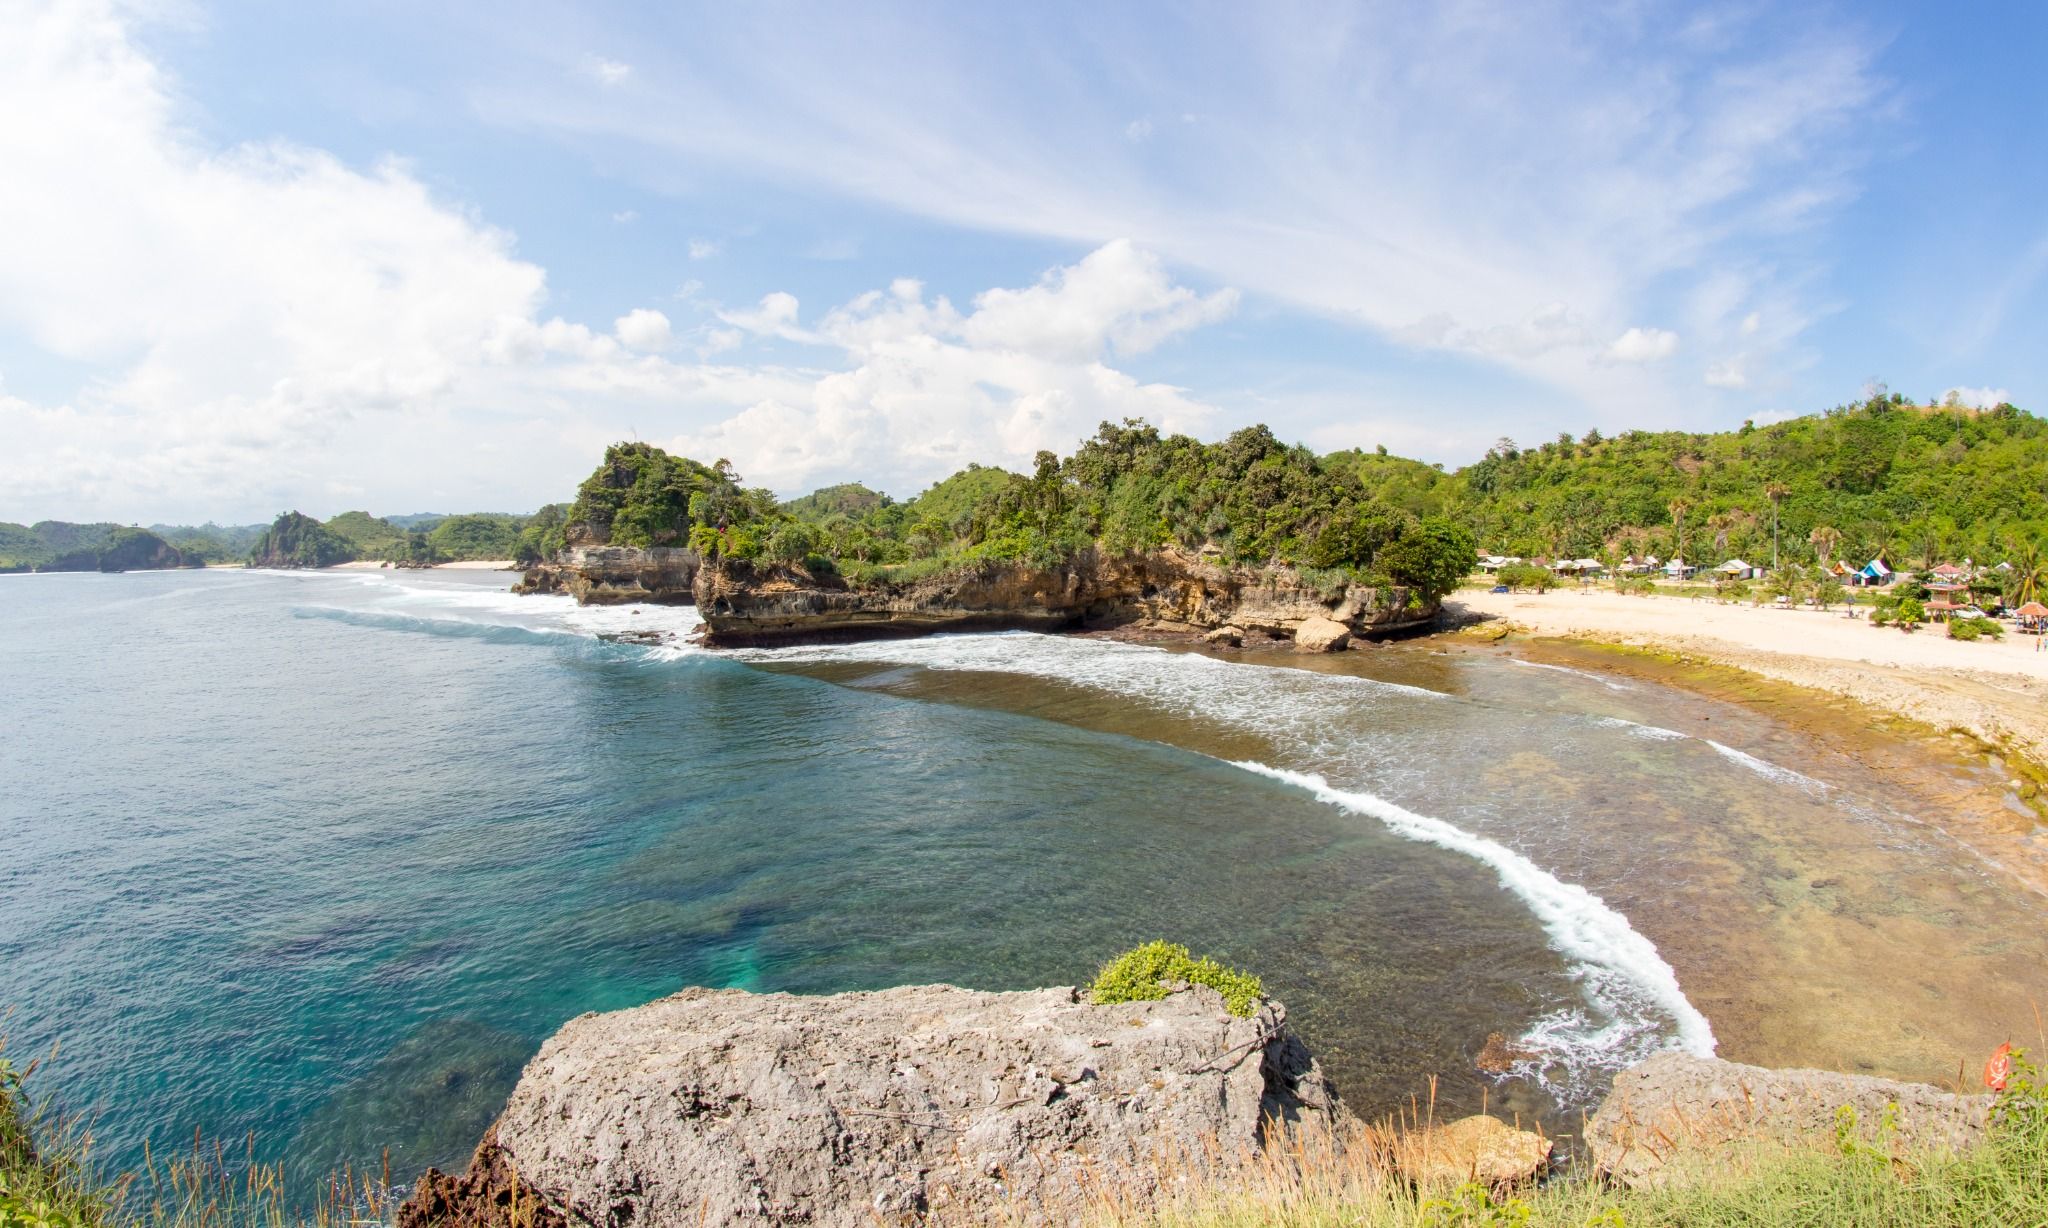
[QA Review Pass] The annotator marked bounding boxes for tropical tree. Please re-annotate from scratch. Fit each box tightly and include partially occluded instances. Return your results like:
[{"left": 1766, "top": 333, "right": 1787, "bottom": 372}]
[
  {"left": 1809, "top": 524, "right": 1841, "bottom": 567},
  {"left": 2005, "top": 537, "right": 2047, "bottom": 606},
  {"left": 1765, "top": 481, "right": 1790, "bottom": 570},
  {"left": 1668, "top": 497, "right": 1692, "bottom": 561}
]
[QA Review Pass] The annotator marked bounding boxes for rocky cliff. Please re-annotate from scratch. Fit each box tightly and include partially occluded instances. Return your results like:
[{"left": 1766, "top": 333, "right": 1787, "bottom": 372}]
[
  {"left": 400, "top": 983, "right": 1340, "bottom": 1228},
  {"left": 516, "top": 544, "right": 1437, "bottom": 647},
  {"left": 514, "top": 545, "right": 699, "bottom": 606},
  {"left": 696, "top": 549, "right": 1436, "bottom": 647}
]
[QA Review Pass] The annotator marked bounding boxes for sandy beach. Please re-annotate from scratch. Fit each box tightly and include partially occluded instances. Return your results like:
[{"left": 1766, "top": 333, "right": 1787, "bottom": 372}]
[{"left": 1452, "top": 586, "right": 2048, "bottom": 770}]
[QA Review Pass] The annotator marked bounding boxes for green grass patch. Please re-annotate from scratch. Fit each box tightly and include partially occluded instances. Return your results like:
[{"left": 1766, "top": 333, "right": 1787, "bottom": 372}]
[{"left": 1090, "top": 942, "right": 1264, "bottom": 1018}]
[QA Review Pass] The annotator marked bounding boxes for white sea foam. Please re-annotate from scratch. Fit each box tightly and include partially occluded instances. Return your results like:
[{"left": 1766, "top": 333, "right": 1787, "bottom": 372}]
[
  {"left": 1595, "top": 716, "right": 1690, "bottom": 741},
  {"left": 1508, "top": 656, "right": 1633, "bottom": 691},
  {"left": 1233, "top": 760, "right": 1717, "bottom": 1084},
  {"left": 1707, "top": 741, "right": 1826, "bottom": 793},
  {"left": 734, "top": 630, "right": 1446, "bottom": 759}
]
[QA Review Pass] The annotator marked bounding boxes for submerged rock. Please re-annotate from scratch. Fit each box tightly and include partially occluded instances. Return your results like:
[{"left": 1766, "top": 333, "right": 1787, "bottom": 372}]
[
  {"left": 1204, "top": 624, "right": 1247, "bottom": 647},
  {"left": 1588, "top": 1052, "right": 1991, "bottom": 1188},
  {"left": 400, "top": 983, "right": 1343, "bottom": 1228}
]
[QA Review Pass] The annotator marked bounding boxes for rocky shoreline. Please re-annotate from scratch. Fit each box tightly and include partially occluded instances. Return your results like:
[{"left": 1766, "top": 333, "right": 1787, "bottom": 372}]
[
  {"left": 399, "top": 984, "right": 1993, "bottom": 1227},
  {"left": 515, "top": 545, "right": 1439, "bottom": 649}
]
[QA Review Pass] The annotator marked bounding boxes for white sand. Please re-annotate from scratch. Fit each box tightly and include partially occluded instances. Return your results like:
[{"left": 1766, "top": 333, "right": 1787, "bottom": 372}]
[{"left": 1454, "top": 586, "right": 2048, "bottom": 763}]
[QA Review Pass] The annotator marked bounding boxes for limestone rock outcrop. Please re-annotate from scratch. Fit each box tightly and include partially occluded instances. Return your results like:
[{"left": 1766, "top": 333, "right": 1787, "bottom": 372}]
[
  {"left": 1588, "top": 1052, "right": 1991, "bottom": 1188},
  {"left": 399, "top": 983, "right": 1343, "bottom": 1228},
  {"left": 1292, "top": 616, "right": 1351, "bottom": 653},
  {"left": 691, "top": 549, "right": 1435, "bottom": 647},
  {"left": 514, "top": 546, "right": 698, "bottom": 606}
]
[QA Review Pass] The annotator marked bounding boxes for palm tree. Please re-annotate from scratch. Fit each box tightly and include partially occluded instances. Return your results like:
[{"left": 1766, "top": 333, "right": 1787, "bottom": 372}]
[
  {"left": 2006, "top": 537, "right": 2047, "bottom": 606},
  {"left": 1668, "top": 498, "right": 1692, "bottom": 562},
  {"left": 1809, "top": 524, "right": 1841, "bottom": 568},
  {"left": 1765, "top": 482, "right": 1790, "bottom": 570}
]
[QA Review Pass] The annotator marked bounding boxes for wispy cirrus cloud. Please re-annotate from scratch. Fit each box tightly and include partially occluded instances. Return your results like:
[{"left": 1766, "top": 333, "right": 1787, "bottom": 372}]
[{"left": 464, "top": 2, "right": 1891, "bottom": 420}]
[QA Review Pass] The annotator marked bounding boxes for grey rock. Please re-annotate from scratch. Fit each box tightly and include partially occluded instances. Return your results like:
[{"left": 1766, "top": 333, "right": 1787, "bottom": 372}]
[
  {"left": 1588, "top": 1052, "right": 1991, "bottom": 1188},
  {"left": 474, "top": 984, "right": 1342, "bottom": 1226}
]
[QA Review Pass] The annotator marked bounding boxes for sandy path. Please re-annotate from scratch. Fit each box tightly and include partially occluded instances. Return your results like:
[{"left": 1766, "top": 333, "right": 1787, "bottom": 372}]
[{"left": 1452, "top": 586, "right": 2048, "bottom": 768}]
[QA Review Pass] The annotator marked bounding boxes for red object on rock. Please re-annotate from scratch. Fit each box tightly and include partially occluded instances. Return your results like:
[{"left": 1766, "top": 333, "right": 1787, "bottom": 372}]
[{"left": 1984, "top": 1043, "right": 2015, "bottom": 1092}]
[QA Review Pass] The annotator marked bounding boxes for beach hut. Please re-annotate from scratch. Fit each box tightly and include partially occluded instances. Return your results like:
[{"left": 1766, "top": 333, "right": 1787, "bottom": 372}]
[
  {"left": 2016, "top": 601, "right": 2048, "bottom": 634},
  {"left": 1663, "top": 557, "right": 1697, "bottom": 581},
  {"left": 1716, "top": 559, "right": 1758, "bottom": 581},
  {"left": 1854, "top": 558, "right": 1893, "bottom": 587},
  {"left": 1930, "top": 563, "right": 1968, "bottom": 582}
]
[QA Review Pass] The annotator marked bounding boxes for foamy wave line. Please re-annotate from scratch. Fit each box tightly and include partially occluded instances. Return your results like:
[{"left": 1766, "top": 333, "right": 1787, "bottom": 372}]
[
  {"left": 1508, "top": 657, "right": 1632, "bottom": 691},
  {"left": 1231, "top": 761, "right": 1717, "bottom": 1071},
  {"left": 1595, "top": 716, "right": 1689, "bottom": 741},
  {"left": 1707, "top": 741, "right": 1825, "bottom": 793}
]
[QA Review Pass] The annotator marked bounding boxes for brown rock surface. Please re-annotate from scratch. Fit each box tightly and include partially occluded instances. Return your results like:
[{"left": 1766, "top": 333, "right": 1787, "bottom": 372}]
[
  {"left": 1588, "top": 1052, "right": 1991, "bottom": 1188},
  {"left": 1393, "top": 1115, "right": 1551, "bottom": 1188},
  {"left": 413, "top": 983, "right": 1343, "bottom": 1227},
  {"left": 1292, "top": 616, "right": 1352, "bottom": 653}
]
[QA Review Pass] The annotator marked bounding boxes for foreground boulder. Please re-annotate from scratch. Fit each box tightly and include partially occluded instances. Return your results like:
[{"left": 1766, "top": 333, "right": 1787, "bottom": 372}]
[
  {"left": 1588, "top": 1053, "right": 1991, "bottom": 1188},
  {"left": 401, "top": 984, "right": 1342, "bottom": 1227},
  {"left": 1392, "top": 1115, "right": 1551, "bottom": 1189},
  {"left": 1292, "top": 616, "right": 1351, "bottom": 653}
]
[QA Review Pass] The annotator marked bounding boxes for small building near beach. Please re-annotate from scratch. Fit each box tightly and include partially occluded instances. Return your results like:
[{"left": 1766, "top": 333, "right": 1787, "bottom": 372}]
[
  {"left": 2016, "top": 601, "right": 2048, "bottom": 634},
  {"left": 1716, "top": 559, "right": 1759, "bottom": 581},
  {"left": 1854, "top": 558, "right": 1893, "bottom": 587},
  {"left": 1663, "top": 558, "right": 1698, "bottom": 580}
]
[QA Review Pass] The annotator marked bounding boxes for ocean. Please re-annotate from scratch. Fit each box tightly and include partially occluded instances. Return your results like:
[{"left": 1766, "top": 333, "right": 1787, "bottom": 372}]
[{"left": 4, "top": 567, "right": 2043, "bottom": 1186}]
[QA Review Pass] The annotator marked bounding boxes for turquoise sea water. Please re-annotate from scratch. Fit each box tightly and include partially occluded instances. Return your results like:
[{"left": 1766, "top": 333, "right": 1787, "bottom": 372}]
[{"left": 3, "top": 568, "right": 2038, "bottom": 1188}]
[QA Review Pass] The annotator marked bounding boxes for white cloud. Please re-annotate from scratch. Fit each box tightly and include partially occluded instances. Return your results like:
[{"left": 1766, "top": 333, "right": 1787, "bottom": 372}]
[
  {"left": 687, "top": 237, "right": 722, "bottom": 261},
  {"left": 1124, "top": 118, "right": 1153, "bottom": 142},
  {"left": 587, "top": 55, "right": 632, "bottom": 86},
  {"left": 614, "top": 308, "right": 672, "bottom": 351},
  {"left": 611, "top": 208, "right": 638, "bottom": 223},
  {"left": 673, "top": 243, "right": 1231, "bottom": 493},
  {"left": 1740, "top": 311, "right": 1762, "bottom": 335},
  {"left": 1601, "top": 327, "right": 1680, "bottom": 365},
  {"left": 468, "top": 5, "right": 1885, "bottom": 419},
  {"left": 1943, "top": 385, "right": 2010, "bottom": 409},
  {"left": 1705, "top": 359, "right": 1748, "bottom": 389},
  {"left": 961, "top": 239, "right": 1237, "bottom": 362}
]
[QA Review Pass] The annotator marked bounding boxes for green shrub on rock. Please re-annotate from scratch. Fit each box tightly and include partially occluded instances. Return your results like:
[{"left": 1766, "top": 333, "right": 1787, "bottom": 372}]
[{"left": 1089, "top": 941, "right": 1263, "bottom": 1018}]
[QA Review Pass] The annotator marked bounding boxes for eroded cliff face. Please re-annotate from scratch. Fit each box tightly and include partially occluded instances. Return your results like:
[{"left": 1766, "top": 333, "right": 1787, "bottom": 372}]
[
  {"left": 693, "top": 548, "right": 1438, "bottom": 647},
  {"left": 398, "top": 983, "right": 1340, "bottom": 1228},
  {"left": 514, "top": 545, "right": 698, "bottom": 606}
]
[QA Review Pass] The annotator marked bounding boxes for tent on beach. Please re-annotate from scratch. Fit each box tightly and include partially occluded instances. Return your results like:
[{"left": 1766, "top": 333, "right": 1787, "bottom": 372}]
[{"left": 1854, "top": 558, "right": 1893, "bottom": 587}]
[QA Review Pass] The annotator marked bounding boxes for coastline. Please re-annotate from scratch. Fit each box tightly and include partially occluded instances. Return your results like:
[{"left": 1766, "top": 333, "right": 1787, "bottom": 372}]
[{"left": 1450, "top": 587, "right": 2048, "bottom": 796}]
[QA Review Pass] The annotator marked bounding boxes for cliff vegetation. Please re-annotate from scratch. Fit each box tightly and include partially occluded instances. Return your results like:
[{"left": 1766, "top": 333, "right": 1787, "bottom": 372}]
[
  {"left": 1457, "top": 393, "right": 2048, "bottom": 567},
  {"left": 0, "top": 523, "right": 205, "bottom": 572}
]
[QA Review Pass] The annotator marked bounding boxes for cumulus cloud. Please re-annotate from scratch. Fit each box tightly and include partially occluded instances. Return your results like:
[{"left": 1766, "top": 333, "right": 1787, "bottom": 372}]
[
  {"left": 614, "top": 308, "right": 672, "bottom": 351},
  {"left": 687, "top": 237, "right": 722, "bottom": 260},
  {"left": 673, "top": 245, "right": 1231, "bottom": 492},
  {"left": 1601, "top": 327, "right": 1680, "bottom": 365},
  {"left": 1943, "top": 385, "right": 2011, "bottom": 409}
]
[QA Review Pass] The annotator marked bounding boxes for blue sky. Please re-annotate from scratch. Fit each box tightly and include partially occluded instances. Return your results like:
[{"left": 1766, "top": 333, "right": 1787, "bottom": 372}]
[{"left": 2, "top": 0, "right": 2043, "bottom": 523}]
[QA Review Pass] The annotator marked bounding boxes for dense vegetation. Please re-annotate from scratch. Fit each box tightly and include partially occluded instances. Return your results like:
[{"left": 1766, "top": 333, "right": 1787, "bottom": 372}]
[
  {"left": 0, "top": 523, "right": 203, "bottom": 572},
  {"left": 570, "top": 424, "right": 1478, "bottom": 600},
  {"left": 1460, "top": 395, "right": 2048, "bottom": 569},
  {"left": 247, "top": 512, "right": 355, "bottom": 568},
  {"left": 1090, "top": 941, "right": 1264, "bottom": 1018}
]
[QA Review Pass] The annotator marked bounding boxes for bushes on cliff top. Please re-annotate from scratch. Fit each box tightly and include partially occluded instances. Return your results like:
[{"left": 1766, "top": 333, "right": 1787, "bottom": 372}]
[{"left": 1089, "top": 942, "right": 1263, "bottom": 1018}]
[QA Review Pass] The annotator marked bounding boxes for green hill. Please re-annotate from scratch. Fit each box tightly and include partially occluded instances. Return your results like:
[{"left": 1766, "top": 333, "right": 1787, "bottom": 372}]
[
  {"left": 1452, "top": 395, "right": 2048, "bottom": 566},
  {"left": 426, "top": 513, "right": 524, "bottom": 560},
  {"left": 783, "top": 483, "right": 892, "bottom": 521},
  {"left": 248, "top": 512, "right": 357, "bottom": 569},
  {"left": 324, "top": 511, "right": 411, "bottom": 559}
]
